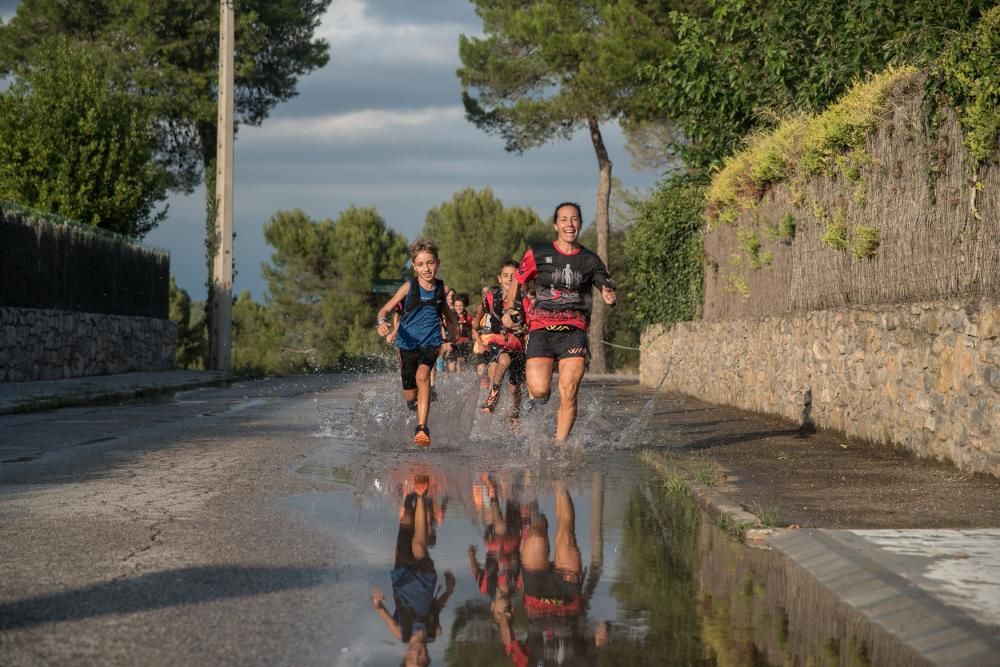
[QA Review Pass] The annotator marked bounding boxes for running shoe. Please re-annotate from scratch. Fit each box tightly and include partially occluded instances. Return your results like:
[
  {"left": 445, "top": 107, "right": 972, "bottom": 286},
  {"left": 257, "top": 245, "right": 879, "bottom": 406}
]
[
  {"left": 480, "top": 386, "right": 501, "bottom": 413},
  {"left": 406, "top": 399, "right": 418, "bottom": 412},
  {"left": 414, "top": 424, "right": 431, "bottom": 447},
  {"left": 413, "top": 474, "right": 430, "bottom": 496},
  {"left": 430, "top": 387, "right": 438, "bottom": 402}
]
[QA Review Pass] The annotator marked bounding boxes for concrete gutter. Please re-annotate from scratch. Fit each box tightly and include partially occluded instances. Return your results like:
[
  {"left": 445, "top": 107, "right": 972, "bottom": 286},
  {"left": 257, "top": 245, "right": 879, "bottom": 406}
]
[
  {"left": 0, "top": 370, "right": 229, "bottom": 415},
  {"left": 639, "top": 450, "right": 1000, "bottom": 666}
]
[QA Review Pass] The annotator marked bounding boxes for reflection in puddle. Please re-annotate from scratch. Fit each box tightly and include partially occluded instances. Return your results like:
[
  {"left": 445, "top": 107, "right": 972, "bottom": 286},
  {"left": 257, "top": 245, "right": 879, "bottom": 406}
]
[{"left": 284, "top": 381, "right": 879, "bottom": 666}]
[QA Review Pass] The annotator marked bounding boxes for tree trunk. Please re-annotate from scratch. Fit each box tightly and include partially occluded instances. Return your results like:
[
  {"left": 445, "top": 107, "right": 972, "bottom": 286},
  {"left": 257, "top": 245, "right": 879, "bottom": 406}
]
[{"left": 588, "top": 117, "right": 612, "bottom": 374}]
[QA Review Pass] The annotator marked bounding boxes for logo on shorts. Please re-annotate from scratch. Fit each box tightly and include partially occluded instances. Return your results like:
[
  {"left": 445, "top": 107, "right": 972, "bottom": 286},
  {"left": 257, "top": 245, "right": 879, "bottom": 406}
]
[{"left": 544, "top": 256, "right": 553, "bottom": 263}]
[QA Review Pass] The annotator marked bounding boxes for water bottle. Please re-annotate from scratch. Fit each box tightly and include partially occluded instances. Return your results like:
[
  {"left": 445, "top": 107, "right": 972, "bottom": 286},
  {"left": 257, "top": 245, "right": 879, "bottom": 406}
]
[{"left": 436, "top": 357, "right": 445, "bottom": 372}]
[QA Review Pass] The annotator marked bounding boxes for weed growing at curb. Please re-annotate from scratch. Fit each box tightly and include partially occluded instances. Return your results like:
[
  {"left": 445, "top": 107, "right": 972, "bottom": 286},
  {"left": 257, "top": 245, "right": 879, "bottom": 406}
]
[
  {"left": 751, "top": 500, "right": 781, "bottom": 527},
  {"left": 716, "top": 511, "right": 747, "bottom": 539}
]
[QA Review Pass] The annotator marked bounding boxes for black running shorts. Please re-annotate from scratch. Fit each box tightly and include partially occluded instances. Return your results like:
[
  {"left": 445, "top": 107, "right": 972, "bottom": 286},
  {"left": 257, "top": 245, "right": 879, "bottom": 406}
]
[
  {"left": 525, "top": 327, "right": 588, "bottom": 361},
  {"left": 399, "top": 346, "right": 440, "bottom": 390},
  {"left": 521, "top": 565, "right": 583, "bottom": 601}
]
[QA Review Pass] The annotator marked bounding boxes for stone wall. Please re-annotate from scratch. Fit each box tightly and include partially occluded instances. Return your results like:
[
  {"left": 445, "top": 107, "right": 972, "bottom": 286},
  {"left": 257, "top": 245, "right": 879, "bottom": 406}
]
[
  {"left": 641, "top": 298, "right": 1000, "bottom": 476},
  {"left": 1, "top": 307, "right": 177, "bottom": 382}
]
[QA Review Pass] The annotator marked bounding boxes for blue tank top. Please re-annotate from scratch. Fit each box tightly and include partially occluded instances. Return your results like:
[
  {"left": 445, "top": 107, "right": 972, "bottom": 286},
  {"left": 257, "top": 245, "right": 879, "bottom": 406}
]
[{"left": 396, "top": 283, "right": 443, "bottom": 350}]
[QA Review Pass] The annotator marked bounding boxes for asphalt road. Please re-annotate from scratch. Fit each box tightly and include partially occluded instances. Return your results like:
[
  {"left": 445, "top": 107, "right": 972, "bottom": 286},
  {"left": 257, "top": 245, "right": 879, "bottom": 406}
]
[{"left": 1, "top": 375, "right": 366, "bottom": 666}]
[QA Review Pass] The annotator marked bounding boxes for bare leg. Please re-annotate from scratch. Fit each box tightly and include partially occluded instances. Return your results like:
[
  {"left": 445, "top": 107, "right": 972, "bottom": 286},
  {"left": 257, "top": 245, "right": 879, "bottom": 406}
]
[
  {"left": 509, "top": 381, "right": 522, "bottom": 413},
  {"left": 555, "top": 357, "right": 585, "bottom": 441},
  {"left": 525, "top": 357, "right": 554, "bottom": 402},
  {"left": 553, "top": 482, "right": 582, "bottom": 574},
  {"left": 490, "top": 353, "right": 512, "bottom": 387},
  {"left": 415, "top": 364, "right": 432, "bottom": 426},
  {"left": 412, "top": 489, "right": 428, "bottom": 560},
  {"left": 520, "top": 514, "right": 550, "bottom": 572}
]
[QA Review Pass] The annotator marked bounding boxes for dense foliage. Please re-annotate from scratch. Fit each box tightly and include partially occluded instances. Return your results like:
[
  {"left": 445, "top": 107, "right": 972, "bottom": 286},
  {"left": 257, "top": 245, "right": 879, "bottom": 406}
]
[
  {"left": 261, "top": 207, "right": 407, "bottom": 372},
  {"left": 231, "top": 290, "right": 283, "bottom": 376},
  {"left": 930, "top": 5, "right": 1000, "bottom": 168},
  {"left": 624, "top": 174, "right": 706, "bottom": 328},
  {"left": 0, "top": 40, "right": 168, "bottom": 238},
  {"left": 639, "top": 0, "right": 994, "bottom": 171},
  {"left": 0, "top": 0, "right": 332, "bottom": 194},
  {"left": 422, "top": 188, "right": 549, "bottom": 297},
  {"left": 168, "top": 277, "right": 207, "bottom": 369}
]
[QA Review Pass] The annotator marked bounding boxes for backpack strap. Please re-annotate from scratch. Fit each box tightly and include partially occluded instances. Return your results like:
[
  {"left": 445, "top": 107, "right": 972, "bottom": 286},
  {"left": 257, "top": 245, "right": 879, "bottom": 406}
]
[
  {"left": 402, "top": 277, "right": 420, "bottom": 315},
  {"left": 403, "top": 278, "right": 446, "bottom": 316},
  {"left": 433, "top": 279, "right": 446, "bottom": 315}
]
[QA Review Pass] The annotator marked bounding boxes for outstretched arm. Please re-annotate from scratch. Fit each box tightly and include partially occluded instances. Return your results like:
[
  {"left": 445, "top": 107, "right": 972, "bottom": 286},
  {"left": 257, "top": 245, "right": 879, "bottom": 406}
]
[
  {"left": 371, "top": 587, "right": 402, "bottom": 641},
  {"left": 467, "top": 545, "right": 482, "bottom": 581},
  {"left": 593, "top": 259, "right": 617, "bottom": 305},
  {"left": 377, "top": 282, "right": 410, "bottom": 338}
]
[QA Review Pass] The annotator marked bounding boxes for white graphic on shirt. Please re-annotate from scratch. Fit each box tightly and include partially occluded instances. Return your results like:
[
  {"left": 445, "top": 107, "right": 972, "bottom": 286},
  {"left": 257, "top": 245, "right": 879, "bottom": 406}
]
[{"left": 560, "top": 264, "right": 581, "bottom": 289}]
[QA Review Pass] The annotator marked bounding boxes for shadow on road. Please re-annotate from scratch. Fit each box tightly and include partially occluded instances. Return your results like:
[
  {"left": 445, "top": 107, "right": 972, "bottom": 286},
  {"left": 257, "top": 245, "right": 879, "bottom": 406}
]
[{"left": 0, "top": 564, "right": 329, "bottom": 630}]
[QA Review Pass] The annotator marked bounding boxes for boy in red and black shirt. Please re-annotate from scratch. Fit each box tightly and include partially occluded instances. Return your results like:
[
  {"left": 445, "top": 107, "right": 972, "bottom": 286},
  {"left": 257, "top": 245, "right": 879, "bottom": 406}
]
[{"left": 474, "top": 261, "right": 532, "bottom": 419}]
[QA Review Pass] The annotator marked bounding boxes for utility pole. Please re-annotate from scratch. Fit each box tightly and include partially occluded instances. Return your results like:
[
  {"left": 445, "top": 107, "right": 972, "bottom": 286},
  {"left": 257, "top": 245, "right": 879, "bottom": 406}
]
[{"left": 210, "top": 0, "right": 235, "bottom": 373}]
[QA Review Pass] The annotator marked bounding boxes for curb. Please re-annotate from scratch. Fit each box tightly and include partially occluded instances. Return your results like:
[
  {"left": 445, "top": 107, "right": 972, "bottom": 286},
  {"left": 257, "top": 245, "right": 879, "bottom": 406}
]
[
  {"left": 638, "top": 449, "right": 1000, "bottom": 666},
  {"left": 638, "top": 449, "right": 791, "bottom": 548},
  {"left": 0, "top": 374, "right": 230, "bottom": 416}
]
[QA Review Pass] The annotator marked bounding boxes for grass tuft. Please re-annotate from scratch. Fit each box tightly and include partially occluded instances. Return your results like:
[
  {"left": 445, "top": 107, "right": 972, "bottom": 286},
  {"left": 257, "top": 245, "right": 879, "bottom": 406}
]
[{"left": 852, "top": 226, "right": 880, "bottom": 258}]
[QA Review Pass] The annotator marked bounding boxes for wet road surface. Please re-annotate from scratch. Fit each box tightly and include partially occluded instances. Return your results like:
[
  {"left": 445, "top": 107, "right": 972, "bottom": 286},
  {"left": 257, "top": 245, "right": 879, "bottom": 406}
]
[{"left": 3, "top": 372, "right": 990, "bottom": 665}]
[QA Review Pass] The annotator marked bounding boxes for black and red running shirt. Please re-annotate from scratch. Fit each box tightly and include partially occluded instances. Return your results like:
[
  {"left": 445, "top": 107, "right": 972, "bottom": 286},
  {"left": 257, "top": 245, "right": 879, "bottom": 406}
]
[{"left": 515, "top": 242, "right": 614, "bottom": 331}]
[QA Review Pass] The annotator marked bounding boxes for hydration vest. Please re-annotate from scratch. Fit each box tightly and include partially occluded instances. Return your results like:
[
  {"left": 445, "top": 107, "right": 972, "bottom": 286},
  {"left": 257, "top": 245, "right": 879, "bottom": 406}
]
[
  {"left": 401, "top": 277, "right": 446, "bottom": 321},
  {"left": 482, "top": 285, "right": 527, "bottom": 334}
]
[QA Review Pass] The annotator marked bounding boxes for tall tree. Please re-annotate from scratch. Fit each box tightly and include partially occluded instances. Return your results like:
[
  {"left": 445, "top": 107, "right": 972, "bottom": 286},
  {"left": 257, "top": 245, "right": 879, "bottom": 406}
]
[
  {"left": 422, "top": 187, "right": 549, "bottom": 296},
  {"left": 0, "top": 0, "right": 332, "bottom": 356},
  {"left": 457, "top": 0, "right": 671, "bottom": 372},
  {"left": 262, "top": 207, "right": 407, "bottom": 369},
  {"left": 0, "top": 38, "right": 168, "bottom": 237}
]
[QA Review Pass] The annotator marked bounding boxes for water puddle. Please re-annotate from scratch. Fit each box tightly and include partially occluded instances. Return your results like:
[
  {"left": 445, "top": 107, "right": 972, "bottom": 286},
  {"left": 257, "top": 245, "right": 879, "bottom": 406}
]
[{"left": 282, "top": 374, "right": 879, "bottom": 666}]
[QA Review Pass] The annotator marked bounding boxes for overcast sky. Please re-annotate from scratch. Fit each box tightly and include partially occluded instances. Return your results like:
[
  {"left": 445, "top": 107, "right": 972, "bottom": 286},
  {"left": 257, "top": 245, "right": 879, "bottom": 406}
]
[{"left": 3, "top": 0, "right": 660, "bottom": 301}]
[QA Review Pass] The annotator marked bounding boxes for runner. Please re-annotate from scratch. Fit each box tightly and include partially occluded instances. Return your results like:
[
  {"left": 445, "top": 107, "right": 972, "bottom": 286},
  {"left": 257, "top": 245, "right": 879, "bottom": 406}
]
[
  {"left": 447, "top": 294, "right": 473, "bottom": 372},
  {"left": 376, "top": 239, "right": 458, "bottom": 447},
  {"left": 473, "top": 261, "right": 529, "bottom": 420},
  {"left": 371, "top": 479, "right": 455, "bottom": 666},
  {"left": 467, "top": 476, "right": 522, "bottom": 603},
  {"left": 491, "top": 482, "right": 608, "bottom": 665},
  {"left": 514, "top": 202, "right": 616, "bottom": 442},
  {"left": 473, "top": 285, "right": 492, "bottom": 388}
]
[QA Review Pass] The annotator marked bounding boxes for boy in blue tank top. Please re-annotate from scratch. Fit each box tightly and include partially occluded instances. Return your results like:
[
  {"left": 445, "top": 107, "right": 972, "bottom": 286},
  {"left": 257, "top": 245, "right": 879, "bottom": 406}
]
[{"left": 376, "top": 239, "right": 458, "bottom": 447}]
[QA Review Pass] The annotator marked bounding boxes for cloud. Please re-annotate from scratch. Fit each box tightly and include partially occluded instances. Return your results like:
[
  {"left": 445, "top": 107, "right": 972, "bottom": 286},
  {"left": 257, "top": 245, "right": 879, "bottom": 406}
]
[
  {"left": 255, "top": 106, "right": 463, "bottom": 139},
  {"left": 359, "top": 0, "right": 478, "bottom": 26},
  {"left": 318, "top": 0, "right": 477, "bottom": 66},
  {"left": 265, "top": 60, "right": 463, "bottom": 118}
]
